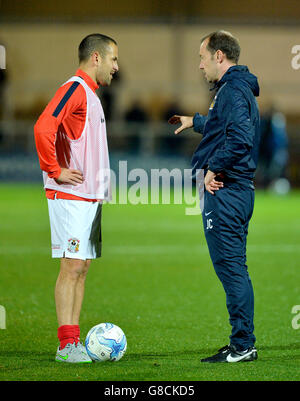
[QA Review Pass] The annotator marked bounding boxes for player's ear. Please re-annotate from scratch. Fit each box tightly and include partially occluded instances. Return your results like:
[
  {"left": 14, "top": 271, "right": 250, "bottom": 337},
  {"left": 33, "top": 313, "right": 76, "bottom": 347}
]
[{"left": 92, "top": 51, "right": 102, "bottom": 66}]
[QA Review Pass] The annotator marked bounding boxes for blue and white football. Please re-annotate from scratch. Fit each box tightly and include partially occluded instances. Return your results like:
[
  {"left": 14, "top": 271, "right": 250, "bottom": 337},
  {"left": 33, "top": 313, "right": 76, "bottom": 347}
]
[{"left": 85, "top": 323, "right": 127, "bottom": 362}]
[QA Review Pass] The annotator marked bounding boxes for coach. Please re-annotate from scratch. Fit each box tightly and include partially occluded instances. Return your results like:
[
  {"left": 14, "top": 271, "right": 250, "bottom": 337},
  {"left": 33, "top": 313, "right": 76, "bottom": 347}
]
[{"left": 169, "top": 31, "right": 261, "bottom": 363}]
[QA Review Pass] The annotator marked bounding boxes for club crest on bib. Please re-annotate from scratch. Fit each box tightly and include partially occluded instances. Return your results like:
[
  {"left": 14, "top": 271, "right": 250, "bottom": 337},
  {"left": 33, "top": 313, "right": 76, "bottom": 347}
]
[{"left": 68, "top": 238, "right": 80, "bottom": 253}]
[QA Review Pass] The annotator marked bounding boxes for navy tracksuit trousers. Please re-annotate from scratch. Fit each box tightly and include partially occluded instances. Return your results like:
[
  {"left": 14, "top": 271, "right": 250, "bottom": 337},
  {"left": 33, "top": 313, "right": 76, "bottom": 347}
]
[{"left": 202, "top": 181, "right": 255, "bottom": 351}]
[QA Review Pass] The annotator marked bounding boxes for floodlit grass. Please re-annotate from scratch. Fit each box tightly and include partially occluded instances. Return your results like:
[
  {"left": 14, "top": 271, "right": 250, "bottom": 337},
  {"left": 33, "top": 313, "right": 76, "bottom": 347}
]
[{"left": 0, "top": 183, "right": 300, "bottom": 381}]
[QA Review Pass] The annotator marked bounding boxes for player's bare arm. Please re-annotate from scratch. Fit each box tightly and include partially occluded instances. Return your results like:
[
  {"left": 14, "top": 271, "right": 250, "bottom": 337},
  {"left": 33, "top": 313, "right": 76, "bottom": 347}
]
[{"left": 168, "top": 115, "right": 194, "bottom": 135}]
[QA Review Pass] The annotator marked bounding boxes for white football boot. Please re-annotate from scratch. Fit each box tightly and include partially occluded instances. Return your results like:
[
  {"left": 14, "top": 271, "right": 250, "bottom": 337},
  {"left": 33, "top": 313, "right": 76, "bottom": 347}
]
[{"left": 55, "top": 342, "right": 92, "bottom": 363}]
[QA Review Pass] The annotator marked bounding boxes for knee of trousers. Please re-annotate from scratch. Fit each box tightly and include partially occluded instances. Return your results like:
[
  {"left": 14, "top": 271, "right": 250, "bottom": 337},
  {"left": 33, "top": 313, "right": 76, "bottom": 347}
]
[{"left": 211, "top": 259, "right": 252, "bottom": 299}]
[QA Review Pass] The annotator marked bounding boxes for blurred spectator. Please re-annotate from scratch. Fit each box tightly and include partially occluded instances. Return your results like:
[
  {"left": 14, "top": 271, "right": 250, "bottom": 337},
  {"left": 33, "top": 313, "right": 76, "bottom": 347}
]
[
  {"left": 123, "top": 99, "right": 149, "bottom": 153},
  {"left": 98, "top": 70, "right": 122, "bottom": 121},
  {"left": 258, "top": 104, "right": 289, "bottom": 192},
  {"left": 124, "top": 99, "right": 149, "bottom": 123},
  {"left": 0, "top": 67, "right": 8, "bottom": 144},
  {"left": 163, "top": 100, "right": 185, "bottom": 121},
  {"left": 159, "top": 100, "right": 186, "bottom": 156},
  {"left": 0, "top": 69, "right": 6, "bottom": 115}
]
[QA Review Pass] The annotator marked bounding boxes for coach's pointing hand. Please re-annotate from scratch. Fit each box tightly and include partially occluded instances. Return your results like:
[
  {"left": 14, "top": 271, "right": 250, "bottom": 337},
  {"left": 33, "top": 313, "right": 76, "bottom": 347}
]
[
  {"left": 168, "top": 115, "right": 194, "bottom": 135},
  {"left": 55, "top": 168, "right": 84, "bottom": 185}
]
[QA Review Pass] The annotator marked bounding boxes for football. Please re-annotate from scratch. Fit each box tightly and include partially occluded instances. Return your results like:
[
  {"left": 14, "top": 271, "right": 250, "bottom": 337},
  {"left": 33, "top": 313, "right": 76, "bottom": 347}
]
[{"left": 85, "top": 323, "right": 127, "bottom": 362}]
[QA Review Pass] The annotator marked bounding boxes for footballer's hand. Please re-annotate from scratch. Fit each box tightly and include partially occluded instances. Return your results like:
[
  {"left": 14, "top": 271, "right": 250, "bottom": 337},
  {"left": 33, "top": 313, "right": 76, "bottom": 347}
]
[
  {"left": 55, "top": 168, "right": 84, "bottom": 185},
  {"left": 204, "top": 170, "right": 224, "bottom": 195},
  {"left": 168, "top": 115, "right": 193, "bottom": 135}
]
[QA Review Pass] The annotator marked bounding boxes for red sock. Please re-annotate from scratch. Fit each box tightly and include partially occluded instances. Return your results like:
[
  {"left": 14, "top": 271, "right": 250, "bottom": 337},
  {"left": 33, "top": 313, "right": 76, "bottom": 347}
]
[
  {"left": 74, "top": 325, "right": 80, "bottom": 345},
  {"left": 57, "top": 325, "right": 76, "bottom": 350}
]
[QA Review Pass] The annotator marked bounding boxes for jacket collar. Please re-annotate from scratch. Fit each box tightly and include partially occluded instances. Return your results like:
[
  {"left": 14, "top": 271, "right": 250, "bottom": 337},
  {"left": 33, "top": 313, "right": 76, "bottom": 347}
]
[{"left": 210, "top": 65, "right": 249, "bottom": 91}]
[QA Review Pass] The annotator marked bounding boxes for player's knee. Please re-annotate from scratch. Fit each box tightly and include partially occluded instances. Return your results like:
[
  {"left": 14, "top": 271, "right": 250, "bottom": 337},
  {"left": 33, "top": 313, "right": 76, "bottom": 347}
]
[
  {"left": 61, "top": 258, "right": 87, "bottom": 279},
  {"left": 79, "top": 259, "right": 91, "bottom": 278}
]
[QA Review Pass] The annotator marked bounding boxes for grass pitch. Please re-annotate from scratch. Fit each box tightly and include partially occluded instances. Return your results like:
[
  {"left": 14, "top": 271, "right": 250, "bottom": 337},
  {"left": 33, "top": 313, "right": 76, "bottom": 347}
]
[{"left": 0, "top": 183, "right": 300, "bottom": 381}]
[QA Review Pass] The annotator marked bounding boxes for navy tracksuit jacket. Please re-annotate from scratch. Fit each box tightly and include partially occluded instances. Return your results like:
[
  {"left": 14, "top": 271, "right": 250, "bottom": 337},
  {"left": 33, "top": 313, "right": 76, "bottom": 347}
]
[{"left": 191, "top": 65, "right": 260, "bottom": 350}]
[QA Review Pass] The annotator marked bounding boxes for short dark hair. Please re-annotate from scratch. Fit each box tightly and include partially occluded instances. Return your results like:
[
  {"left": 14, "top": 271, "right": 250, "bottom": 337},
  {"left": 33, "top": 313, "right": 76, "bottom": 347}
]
[
  {"left": 78, "top": 33, "right": 117, "bottom": 63},
  {"left": 201, "top": 30, "right": 240, "bottom": 64}
]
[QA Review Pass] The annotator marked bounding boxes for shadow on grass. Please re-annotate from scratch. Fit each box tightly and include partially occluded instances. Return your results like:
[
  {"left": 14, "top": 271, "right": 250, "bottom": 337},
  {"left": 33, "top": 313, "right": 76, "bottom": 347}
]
[
  {"left": 258, "top": 342, "right": 300, "bottom": 351},
  {"left": 127, "top": 342, "right": 300, "bottom": 363},
  {"left": 0, "top": 350, "right": 58, "bottom": 364},
  {"left": 127, "top": 347, "right": 220, "bottom": 360},
  {"left": 0, "top": 347, "right": 216, "bottom": 365},
  {"left": 1, "top": 342, "right": 300, "bottom": 365}
]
